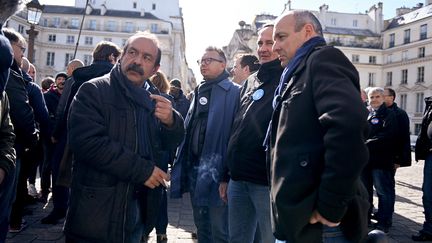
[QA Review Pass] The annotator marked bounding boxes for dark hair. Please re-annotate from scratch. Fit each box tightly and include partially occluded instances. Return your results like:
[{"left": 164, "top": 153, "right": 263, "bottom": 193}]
[
  {"left": 2, "top": 27, "right": 26, "bottom": 45},
  {"left": 93, "top": 41, "right": 122, "bottom": 62},
  {"left": 384, "top": 87, "right": 396, "bottom": 99},
  {"left": 41, "top": 77, "right": 55, "bottom": 91},
  {"left": 55, "top": 72, "right": 68, "bottom": 80},
  {"left": 239, "top": 54, "right": 260, "bottom": 72},
  {"left": 122, "top": 31, "right": 162, "bottom": 66},
  {"left": 205, "top": 46, "right": 226, "bottom": 63},
  {"left": 293, "top": 11, "right": 323, "bottom": 37}
]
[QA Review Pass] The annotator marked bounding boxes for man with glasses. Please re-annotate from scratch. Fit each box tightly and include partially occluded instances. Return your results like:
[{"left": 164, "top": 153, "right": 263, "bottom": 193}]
[
  {"left": 171, "top": 46, "right": 241, "bottom": 243},
  {"left": 3, "top": 27, "right": 39, "bottom": 233}
]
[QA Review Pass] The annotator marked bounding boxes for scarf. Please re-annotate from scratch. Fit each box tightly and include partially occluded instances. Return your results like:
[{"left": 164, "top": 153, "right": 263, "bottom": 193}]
[{"left": 273, "top": 36, "right": 326, "bottom": 109}]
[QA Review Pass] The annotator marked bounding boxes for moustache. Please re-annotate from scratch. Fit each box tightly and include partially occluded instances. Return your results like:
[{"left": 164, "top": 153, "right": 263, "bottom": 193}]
[{"left": 126, "top": 64, "right": 144, "bottom": 75}]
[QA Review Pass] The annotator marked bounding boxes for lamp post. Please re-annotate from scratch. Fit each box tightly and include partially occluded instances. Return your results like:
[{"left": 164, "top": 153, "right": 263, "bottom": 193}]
[{"left": 26, "top": 0, "right": 44, "bottom": 63}]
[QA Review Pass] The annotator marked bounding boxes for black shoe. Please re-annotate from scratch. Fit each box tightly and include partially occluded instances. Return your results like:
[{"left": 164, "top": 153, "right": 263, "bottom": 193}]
[
  {"left": 413, "top": 232, "right": 432, "bottom": 241},
  {"left": 156, "top": 234, "right": 168, "bottom": 243},
  {"left": 374, "top": 223, "right": 389, "bottom": 233},
  {"left": 41, "top": 210, "right": 66, "bottom": 224}
]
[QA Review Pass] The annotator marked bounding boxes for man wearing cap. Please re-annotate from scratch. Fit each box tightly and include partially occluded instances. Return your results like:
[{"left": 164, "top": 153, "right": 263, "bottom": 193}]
[{"left": 169, "top": 79, "right": 190, "bottom": 118}]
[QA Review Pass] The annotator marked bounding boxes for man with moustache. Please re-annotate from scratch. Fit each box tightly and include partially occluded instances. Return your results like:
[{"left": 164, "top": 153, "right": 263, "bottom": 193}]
[
  {"left": 64, "top": 32, "right": 184, "bottom": 243},
  {"left": 268, "top": 11, "right": 369, "bottom": 242},
  {"left": 171, "top": 46, "right": 241, "bottom": 243},
  {"left": 220, "top": 24, "right": 282, "bottom": 243}
]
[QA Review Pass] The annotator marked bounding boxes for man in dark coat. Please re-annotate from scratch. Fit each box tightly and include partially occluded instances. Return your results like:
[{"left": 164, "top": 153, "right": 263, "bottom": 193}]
[
  {"left": 413, "top": 96, "right": 432, "bottom": 241},
  {"left": 220, "top": 24, "right": 281, "bottom": 243},
  {"left": 0, "top": 1, "right": 19, "bottom": 239},
  {"left": 64, "top": 31, "right": 184, "bottom": 243},
  {"left": 269, "top": 11, "right": 369, "bottom": 243},
  {"left": 169, "top": 78, "right": 190, "bottom": 119}
]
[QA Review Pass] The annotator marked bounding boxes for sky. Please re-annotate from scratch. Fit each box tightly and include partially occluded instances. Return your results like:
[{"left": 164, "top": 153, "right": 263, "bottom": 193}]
[{"left": 38, "top": 0, "right": 423, "bottom": 80}]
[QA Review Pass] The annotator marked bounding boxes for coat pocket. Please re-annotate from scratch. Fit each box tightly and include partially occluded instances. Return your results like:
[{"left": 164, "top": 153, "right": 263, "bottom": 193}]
[{"left": 65, "top": 184, "right": 116, "bottom": 241}]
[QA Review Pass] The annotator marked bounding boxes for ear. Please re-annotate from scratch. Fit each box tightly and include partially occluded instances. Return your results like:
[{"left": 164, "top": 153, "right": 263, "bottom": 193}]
[{"left": 303, "top": 23, "right": 314, "bottom": 38}]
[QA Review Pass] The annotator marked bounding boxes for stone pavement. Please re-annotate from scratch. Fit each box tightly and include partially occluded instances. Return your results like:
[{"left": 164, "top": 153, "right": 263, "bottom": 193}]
[{"left": 5, "top": 158, "right": 428, "bottom": 242}]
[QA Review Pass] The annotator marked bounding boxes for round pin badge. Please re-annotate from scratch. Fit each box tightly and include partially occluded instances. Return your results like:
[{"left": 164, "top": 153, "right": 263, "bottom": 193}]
[
  {"left": 199, "top": 97, "right": 208, "bottom": 105},
  {"left": 371, "top": 118, "right": 379, "bottom": 125},
  {"left": 252, "top": 89, "right": 264, "bottom": 101}
]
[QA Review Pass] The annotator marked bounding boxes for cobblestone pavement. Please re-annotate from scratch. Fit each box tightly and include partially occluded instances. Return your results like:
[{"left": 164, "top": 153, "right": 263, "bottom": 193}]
[{"left": 5, "top": 157, "right": 428, "bottom": 242}]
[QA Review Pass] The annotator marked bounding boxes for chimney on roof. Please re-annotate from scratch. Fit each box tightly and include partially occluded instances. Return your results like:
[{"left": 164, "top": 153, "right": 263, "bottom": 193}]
[
  {"left": 140, "top": 8, "right": 145, "bottom": 17},
  {"left": 101, "top": 4, "right": 107, "bottom": 16}
]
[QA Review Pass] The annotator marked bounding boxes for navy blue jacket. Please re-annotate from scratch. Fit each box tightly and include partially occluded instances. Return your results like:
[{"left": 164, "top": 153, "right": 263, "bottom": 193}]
[{"left": 171, "top": 75, "right": 241, "bottom": 206}]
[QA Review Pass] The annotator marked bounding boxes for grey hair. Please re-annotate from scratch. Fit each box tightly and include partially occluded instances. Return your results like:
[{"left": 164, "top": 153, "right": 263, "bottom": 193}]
[
  {"left": 0, "top": 0, "right": 24, "bottom": 25},
  {"left": 367, "top": 87, "right": 384, "bottom": 96},
  {"left": 292, "top": 10, "right": 323, "bottom": 37}
]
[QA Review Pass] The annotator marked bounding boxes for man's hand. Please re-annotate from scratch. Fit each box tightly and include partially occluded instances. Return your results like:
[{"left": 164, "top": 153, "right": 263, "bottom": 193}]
[
  {"left": 219, "top": 182, "right": 228, "bottom": 203},
  {"left": 144, "top": 166, "right": 170, "bottom": 189},
  {"left": 0, "top": 168, "right": 5, "bottom": 185},
  {"left": 150, "top": 94, "right": 174, "bottom": 127},
  {"left": 309, "top": 210, "right": 340, "bottom": 227}
]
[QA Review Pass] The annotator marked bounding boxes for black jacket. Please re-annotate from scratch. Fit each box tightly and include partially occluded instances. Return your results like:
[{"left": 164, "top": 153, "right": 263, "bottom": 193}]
[
  {"left": 224, "top": 59, "right": 283, "bottom": 185},
  {"left": 5, "top": 62, "right": 38, "bottom": 153},
  {"left": 64, "top": 64, "right": 184, "bottom": 242},
  {"left": 269, "top": 46, "right": 369, "bottom": 242},
  {"left": 0, "top": 92, "right": 16, "bottom": 178},
  {"left": 387, "top": 103, "right": 411, "bottom": 167},
  {"left": 171, "top": 90, "right": 190, "bottom": 119},
  {"left": 52, "top": 61, "right": 113, "bottom": 140},
  {"left": 416, "top": 97, "right": 432, "bottom": 160},
  {"left": 366, "top": 104, "right": 398, "bottom": 170}
]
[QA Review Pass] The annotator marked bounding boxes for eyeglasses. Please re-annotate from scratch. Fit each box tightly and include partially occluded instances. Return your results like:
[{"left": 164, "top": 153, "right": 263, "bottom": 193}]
[
  {"left": 197, "top": 57, "right": 224, "bottom": 65},
  {"left": 14, "top": 43, "right": 26, "bottom": 53}
]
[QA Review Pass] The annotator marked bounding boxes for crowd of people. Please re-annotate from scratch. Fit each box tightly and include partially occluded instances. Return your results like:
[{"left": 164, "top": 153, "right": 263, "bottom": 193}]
[{"left": 1, "top": 1, "right": 432, "bottom": 243}]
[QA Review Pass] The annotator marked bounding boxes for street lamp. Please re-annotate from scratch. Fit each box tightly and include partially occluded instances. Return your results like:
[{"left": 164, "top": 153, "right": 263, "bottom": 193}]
[{"left": 26, "top": 0, "right": 44, "bottom": 63}]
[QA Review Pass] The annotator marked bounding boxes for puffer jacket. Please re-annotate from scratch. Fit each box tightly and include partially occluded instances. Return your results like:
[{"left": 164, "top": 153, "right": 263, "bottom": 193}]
[{"left": 64, "top": 64, "right": 184, "bottom": 243}]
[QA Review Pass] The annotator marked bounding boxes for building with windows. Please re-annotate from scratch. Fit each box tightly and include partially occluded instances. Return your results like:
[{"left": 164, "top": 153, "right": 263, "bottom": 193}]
[
  {"left": 7, "top": 0, "right": 196, "bottom": 93},
  {"left": 223, "top": 1, "right": 432, "bottom": 135}
]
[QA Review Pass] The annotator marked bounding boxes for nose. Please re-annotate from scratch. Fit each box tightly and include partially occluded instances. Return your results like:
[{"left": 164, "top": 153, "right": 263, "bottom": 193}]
[{"left": 272, "top": 42, "right": 280, "bottom": 53}]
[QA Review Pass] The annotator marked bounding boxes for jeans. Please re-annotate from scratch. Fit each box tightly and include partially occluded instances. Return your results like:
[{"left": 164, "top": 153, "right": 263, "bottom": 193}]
[
  {"left": 372, "top": 169, "right": 395, "bottom": 227},
  {"left": 227, "top": 180, "right": 274, "bottom": 243},
  {"left": 275, "top": 225, "right": 351, "bottom": 243},
  {"left": 0, "top": 164, "right": 16, "bottom": 243},
  {"left": 155, "top": 188, "right": 168, "bottom": 234},
  {"left": 191, "top": 204, "right": 228, "bottom": 243},
  {"left": 422, "top": 153, "right": 432, "bottom": 234}
]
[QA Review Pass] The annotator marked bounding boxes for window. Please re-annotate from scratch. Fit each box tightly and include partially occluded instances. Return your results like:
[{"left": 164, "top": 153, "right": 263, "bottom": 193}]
[
  {"left": 89, "top": 19, "right": 96, "bottom": 30},
  {"left": 66, "top": 35, "right": 75, "bottom": 44},
  {"left": 420, "top": 24, "right": 427, "bottom": 40},
  {"left": 107, "top": 20, "right": 117, "bottom": 31},
  {"left": 400, "top": 94, "right": 407, "bottom": 110},
  {"left": 369, "top": 56, "right": 376, "bottom": 64},
  {"left": 353, "top": 20, "right": 358, "bottom": 27},
  {"left": 71, "top": 18, "right": 79, "bottom": 29},
  {"left": 419, "top": 47, "right": 425, "bottom": 58},
  {"left": 65, "top": 53, "right": 73, "bottom": 67},
  {"left": 104, "top": 37, "right": 112, "bottom": 42},
  {"left": 351, "top": 54, "right": 359, "bottom": 63},
  {"left": 17, "top": 24, "right": 24, "bottom": 34},
  {"left": 368, "top": 73, "right": 376, "bottom": 87},
  {"left": 415, "top": 124, "right": 422, "bottom": 135},
  {"left": 404, "top": 29, "right": 411, "bottom": 44},
  {"left": 133, "top": 2, "right": 137, "bottom": 8},
  {"left": 52, "top": 17, "right": 60, "bottom": 27},
  {"left": 152, "top": 3, "right": 156, "bottom": 10},
  {"left": 125, "top": 22, "right": 134, "bottom": 32},
  {"left": 416, "top": 93, "right": 425, "bottom": 113},
  {"left": 46, "top": 52, "right": 55, "bottom": 66},
  {"left": 417, "top": 66, "right": 425, "bottom": 83},
  {"left": 386, "top": 72, "right": 392, "bottom": 86},
  {"left": 387, "top": 54, "right": 392, "bottom": 63},
  {"left": 150, "top": 23, "right": 158, "bottom": 33},
  {"left": 389, "top": 33, "right": 395, "bottom": 48},
  {"left": 401, "top": 69, "right": 408, "bottom": 84},
  {"left": 402, "top": 50, "right": 408, "bottom": 61},
  {"left": 85, "top": 36, "right": 93, "bottom": 45},
  {"left": 43, "top": 18, "right": 48, "bottom": 27},
  {"left": 122, "top": 39, "right": 127, "bottom": 46},
  {"left": 84, "top": 54, "right": 92, "bottom": 66},
  {"left": 48, "top": 34, "right": 56, "bottom": 42},
  {"left": 331, "top": 18, "right": 336, "bottom": 25}
]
